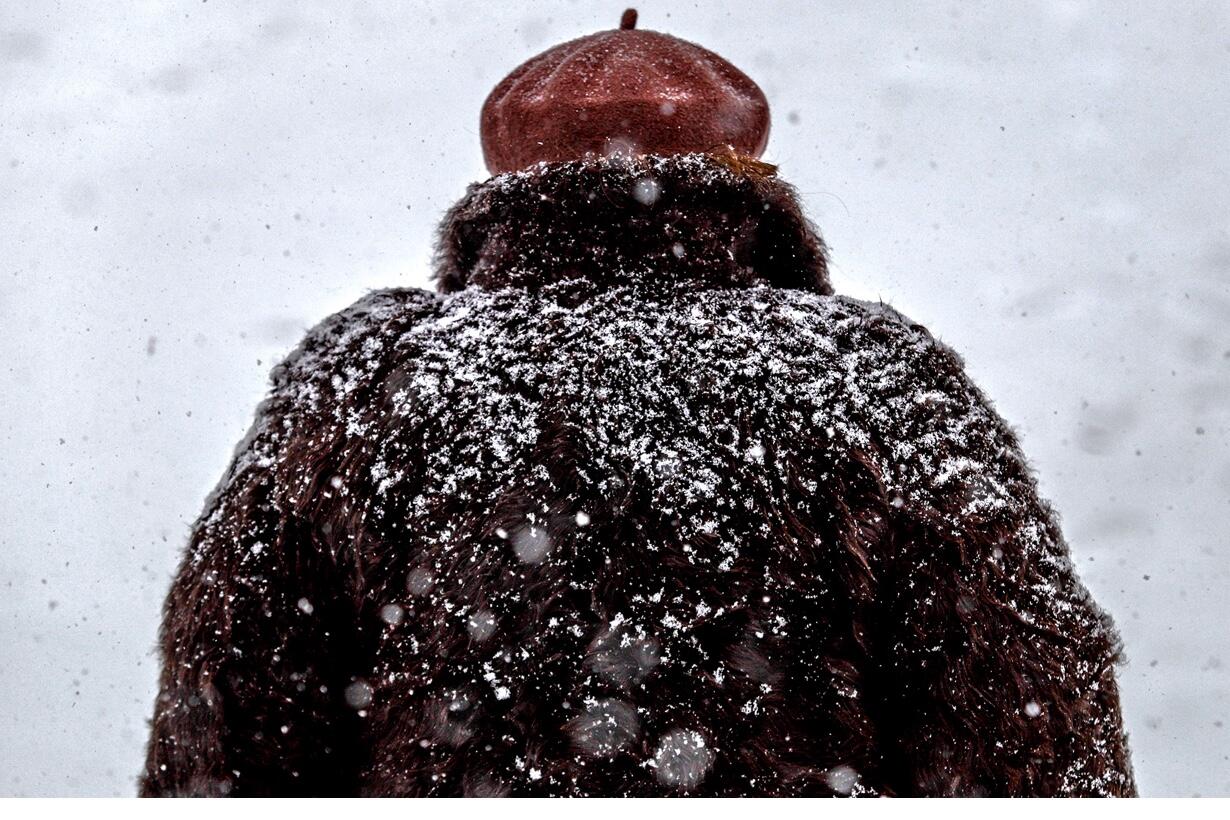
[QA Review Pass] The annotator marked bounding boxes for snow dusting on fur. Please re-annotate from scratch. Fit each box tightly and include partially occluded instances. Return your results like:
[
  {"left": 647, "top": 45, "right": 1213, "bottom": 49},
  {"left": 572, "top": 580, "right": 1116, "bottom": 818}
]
[{"left": 143, "top": 155, "right": 1134, "bottom": 797}]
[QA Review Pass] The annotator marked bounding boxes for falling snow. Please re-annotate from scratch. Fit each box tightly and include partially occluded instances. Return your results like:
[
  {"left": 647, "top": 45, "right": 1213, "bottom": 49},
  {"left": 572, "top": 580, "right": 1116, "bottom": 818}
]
[{"left": 651, "top": 728, "right": 715, "bottom": 790}]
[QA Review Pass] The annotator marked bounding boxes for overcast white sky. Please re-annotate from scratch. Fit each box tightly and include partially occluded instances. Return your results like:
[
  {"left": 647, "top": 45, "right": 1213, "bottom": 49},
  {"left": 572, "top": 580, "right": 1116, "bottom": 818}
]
[{"left": 2, "top": 0, "right": 1228, "bottom": 796}]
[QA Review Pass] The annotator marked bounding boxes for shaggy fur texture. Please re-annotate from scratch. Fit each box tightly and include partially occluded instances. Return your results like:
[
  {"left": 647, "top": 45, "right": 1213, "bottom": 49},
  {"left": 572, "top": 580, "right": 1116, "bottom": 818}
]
[{"left": 142, "top": 154, "right": 1135, "bottom": 797}]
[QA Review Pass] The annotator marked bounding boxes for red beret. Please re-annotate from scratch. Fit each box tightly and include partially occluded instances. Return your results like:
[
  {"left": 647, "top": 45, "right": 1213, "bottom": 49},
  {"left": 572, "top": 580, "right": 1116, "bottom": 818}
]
[{"left": 480, "top": 9, "right": 770, "bottom": 174}]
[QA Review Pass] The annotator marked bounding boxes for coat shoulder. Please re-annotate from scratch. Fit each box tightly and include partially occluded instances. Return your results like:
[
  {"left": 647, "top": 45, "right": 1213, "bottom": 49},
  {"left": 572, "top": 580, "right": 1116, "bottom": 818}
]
[
  {"left": 766, "top": 289, "right": 973, "bottom": 397},
  {"left": 205, "top": 288, "right": 440, "bottom": 507},
  {"left": 271, "top": 287, "right": 441, "bottom": 399},
  {"left": 825, "top": 293, "right": 967, "bottom": 370},
  {"left": 774, "top": 291, "right": 1030, "bottom": 517}
]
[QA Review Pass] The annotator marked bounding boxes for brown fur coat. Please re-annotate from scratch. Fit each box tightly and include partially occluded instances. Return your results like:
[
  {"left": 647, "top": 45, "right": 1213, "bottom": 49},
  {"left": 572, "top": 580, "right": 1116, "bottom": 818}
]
[{"left": 141, "top": 154, "right": 1135, "bottom": 796}]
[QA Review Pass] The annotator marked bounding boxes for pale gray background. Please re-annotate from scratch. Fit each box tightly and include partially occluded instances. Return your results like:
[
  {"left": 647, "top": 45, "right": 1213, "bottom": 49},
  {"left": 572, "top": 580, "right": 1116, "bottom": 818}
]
[{"left": 2, "top": 0, "right": 1227, "bottom": 796}]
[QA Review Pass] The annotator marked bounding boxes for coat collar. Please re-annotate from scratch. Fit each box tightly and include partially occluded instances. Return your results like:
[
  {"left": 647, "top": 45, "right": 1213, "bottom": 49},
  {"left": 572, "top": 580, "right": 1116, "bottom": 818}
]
[{"left": 434, "top": 153, "right": 831, "bottom": 295}]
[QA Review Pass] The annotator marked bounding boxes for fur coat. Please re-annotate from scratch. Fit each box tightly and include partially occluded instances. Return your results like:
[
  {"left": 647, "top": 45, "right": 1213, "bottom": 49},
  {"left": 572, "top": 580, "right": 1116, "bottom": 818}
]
[{"left": 141, "top": 154, "right": 1136, "bottom": 797}]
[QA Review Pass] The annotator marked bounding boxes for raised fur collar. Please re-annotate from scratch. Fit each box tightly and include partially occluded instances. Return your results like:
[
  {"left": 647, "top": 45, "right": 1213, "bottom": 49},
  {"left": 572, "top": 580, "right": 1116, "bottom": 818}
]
[{"left": 434, "top": 153, "right": 831, "bottom": 295}]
